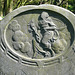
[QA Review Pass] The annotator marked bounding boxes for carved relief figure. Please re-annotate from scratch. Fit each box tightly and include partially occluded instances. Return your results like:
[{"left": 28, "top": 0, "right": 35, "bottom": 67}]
[
  {"left": 8, "top": 20, "right": 33, "bottom": 57},
  {"left": 38, "top": 12, "right": 60, "bottom": 56},
  {"left": 28, "top": 12, "right": 67, "bottom": 58}
]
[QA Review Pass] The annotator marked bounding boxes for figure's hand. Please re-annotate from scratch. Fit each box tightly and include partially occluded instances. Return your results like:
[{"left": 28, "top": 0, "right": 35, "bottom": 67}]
[
  {"left": 13, "top": 42, "right": 24, "bottom": 51},
  {"left": 45, "top": 51, "right": 51, "bottom": 57}
]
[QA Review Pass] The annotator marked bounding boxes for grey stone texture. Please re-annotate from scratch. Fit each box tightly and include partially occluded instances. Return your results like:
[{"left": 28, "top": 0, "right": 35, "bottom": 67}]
[{"left": 0, "top": 4, "right": 75, "bottom": 75}]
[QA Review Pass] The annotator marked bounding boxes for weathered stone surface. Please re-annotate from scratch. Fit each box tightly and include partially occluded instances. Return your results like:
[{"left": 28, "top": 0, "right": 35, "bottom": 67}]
[{"left": 0, "top": 4, "right": 75, "bottom": 75}]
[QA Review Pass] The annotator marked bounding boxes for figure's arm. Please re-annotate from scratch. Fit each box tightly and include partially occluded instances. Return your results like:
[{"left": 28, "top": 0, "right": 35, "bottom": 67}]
[
  {"left": 45, "top": 26, "right": 67, "bottom": 31},
  {"left": 45, "top": 26, "right": 56, "bottom": 30},
  {"left": 57, "top": 26, "right": 67, "bottom": 31}
]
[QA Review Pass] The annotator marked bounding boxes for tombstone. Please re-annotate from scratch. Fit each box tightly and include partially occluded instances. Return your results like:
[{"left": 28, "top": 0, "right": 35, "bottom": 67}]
[{"left": 0, "top": 4, "right": 75, "bottom": 75}]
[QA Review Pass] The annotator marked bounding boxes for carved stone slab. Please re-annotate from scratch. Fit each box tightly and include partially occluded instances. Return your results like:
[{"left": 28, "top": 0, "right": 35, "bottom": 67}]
[{"left": 0, "top": 4, "right": 75, "bottom": 75}]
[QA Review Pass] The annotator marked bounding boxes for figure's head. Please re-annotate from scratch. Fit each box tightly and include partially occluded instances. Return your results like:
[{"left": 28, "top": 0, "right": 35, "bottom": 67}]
[
  {"left": 41, "top": 12, "right": 49, "bottom": 20},
  {"left": 8, "top": 20, "right": 21, "bottom": 32}
]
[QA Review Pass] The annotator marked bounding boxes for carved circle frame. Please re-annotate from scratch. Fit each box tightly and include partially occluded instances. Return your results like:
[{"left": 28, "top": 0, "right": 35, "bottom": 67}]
[{"left": 0, "top": 4, "right": 75, "bottom": 66}]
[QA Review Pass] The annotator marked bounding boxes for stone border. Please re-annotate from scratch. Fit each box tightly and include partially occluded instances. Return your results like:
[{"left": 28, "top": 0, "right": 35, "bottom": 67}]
[{"left": 0, "top": 4, "right": 75, "bottom": 66}]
